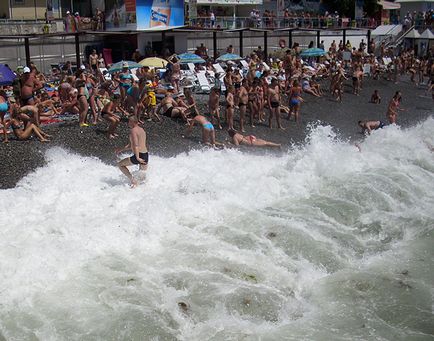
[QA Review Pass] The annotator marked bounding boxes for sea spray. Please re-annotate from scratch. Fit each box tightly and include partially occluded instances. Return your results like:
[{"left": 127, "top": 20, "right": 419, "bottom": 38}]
[{"left": 1, "top": 118, "right": 433, "bottom": 340}]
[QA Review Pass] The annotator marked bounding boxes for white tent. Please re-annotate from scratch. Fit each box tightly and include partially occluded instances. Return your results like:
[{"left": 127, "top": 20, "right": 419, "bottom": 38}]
[
  {"left": 419, "top": 29, "right": 434, "bottom": 40},
  {"left": 404, "top": 28, "right": 421, "bottom": 39}
]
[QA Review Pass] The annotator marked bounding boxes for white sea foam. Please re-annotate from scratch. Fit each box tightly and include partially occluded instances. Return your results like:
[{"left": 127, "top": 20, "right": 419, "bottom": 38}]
[{"left": 1, "top": 118, "right": 433, "bottom": 340}]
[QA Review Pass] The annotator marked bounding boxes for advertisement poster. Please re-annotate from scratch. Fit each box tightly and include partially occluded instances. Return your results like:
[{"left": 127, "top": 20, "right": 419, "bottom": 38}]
[
  {"left": 105, "top": 0, "right": 137, "bottom": 29},
  {"left": 137, "top": 0, "right": 184, "bottom": 30}
]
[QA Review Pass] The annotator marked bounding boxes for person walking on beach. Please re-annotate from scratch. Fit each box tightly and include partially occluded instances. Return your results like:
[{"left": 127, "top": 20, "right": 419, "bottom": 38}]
[
  {"left": 268, "top": 78, "right": 284, "bottom": 129},
  {"left": 208, "top": 88, "right": 222, "bottom": 129},
  {"left": 116, "top": 116, "right": 148, "bottom": 188},
  {"left": 225, "top": 86, "right": 235, "bottom": 131},
  {"left": 238, "top": 79, "right": 248, "bottom": 132},
  {"left": 387, "top": 91, "right": 403, "bottom": 124}
]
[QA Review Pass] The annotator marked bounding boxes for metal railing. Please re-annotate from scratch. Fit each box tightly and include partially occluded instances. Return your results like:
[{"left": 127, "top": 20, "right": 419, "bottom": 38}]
[{"left": 189, "top": 16, "right": 379, "bottom": 30}]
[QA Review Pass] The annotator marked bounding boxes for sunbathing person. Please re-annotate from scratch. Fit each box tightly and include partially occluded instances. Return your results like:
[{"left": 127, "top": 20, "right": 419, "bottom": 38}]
[
  {"left": 228, "top": 129, "right": 281, "bottom": 148},
  {"left": 370, "top": 90, "right": 381, "bottom": 104},
  {"left": 101, "top": 94, "right": 128, "bottom": 139},
  {"left": 157, "top": 89, "right": 188, "bottom": 121},
  {"left": 10, "top": 108, "right": 50, "bottom": 142}
]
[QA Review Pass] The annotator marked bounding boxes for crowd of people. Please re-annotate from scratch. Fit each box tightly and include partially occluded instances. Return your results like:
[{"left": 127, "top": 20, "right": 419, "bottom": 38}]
[{"left": 0, "top": 34, "right": 433, "bottom": 185}]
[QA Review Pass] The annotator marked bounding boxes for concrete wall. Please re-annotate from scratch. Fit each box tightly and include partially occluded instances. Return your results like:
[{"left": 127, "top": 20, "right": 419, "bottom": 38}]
[
  {"left": 10, "top": 0, "right": 47, "bottom": 20},
  {"left": 0, "top": 1, "right": 10, "bottom": 19}
]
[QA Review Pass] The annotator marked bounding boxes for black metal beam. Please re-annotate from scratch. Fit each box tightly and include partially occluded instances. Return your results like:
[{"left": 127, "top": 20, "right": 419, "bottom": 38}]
[
  {"left": 75, "top": 33, "right": 80, "bottom": 67},
  {"left": 367, "top": 29, "right": 371, "bottom": 53},
  {"left": 343, "top": 29, "right": 346, "bottom": 47},
  {"left": 213, "top": 31, "right": 217, "bottom": 60},
  {"left": 239, "top": 30, "right": 243, "bottom": 57},
  {"left": 24, "top": 37, "right": 31, "bottom": 66},
  {"left": 317, "top": 30, "right": 321, "bottom": 48},
  {"left": 288, "top": 30, "right": 293, "bottom": 48},
  {"left": 263, "top": 31, "right": 268, "bottom": 62}
]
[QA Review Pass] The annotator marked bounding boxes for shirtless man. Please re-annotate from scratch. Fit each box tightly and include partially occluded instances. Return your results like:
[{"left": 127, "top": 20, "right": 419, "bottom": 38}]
[
  {"left": 208, "top": 88, "right": 222, "bottom": 129},
  {"left": 228, "top": 129, "right": 281, "bottom": 148},
  {"left": 115, "top": 116, "right": 148, "bottom": 187},
  {"left": 358, "top": 120, "right": 386, "bottom": 135},
  {"left": 20, "top": 67, "right": 43, "bottom": 105},
  {"left": 268, "top": 78, "right": 284, "bottom": 129},
  {"left": 184, "top": 112, "right": 216, "bottom": 146},
  {"left": 238, "top": 79, "right": 249, "bottom": 132}
]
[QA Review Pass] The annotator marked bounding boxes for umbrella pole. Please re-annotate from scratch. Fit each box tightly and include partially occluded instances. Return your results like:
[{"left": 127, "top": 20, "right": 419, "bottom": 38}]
[
  {"left": 24, "top": 37, "right": 31, "bottom": 67},
  {"left": 213, "top": 31, "right": 217, "bottom": 61},
  {"left": 239, "top": 31, "right": 243, "bottom": 57}
]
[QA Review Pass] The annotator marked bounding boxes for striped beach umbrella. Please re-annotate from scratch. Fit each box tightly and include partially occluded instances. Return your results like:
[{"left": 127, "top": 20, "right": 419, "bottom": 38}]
[
  {"left": 108, "top": 60, "right": 143, "bottom": 73},
  {"left": 216, "top": 53, "right": 243, "bottom": 62},
  {"left": 300, "top": 48, "right": 326, "bottom": 57},
  {"left": 177, "top": 53, "right": 206, "bottom": 64}
]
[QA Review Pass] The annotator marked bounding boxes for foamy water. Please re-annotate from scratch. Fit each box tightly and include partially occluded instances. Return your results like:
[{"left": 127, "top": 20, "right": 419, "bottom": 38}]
[{"left": 1, "top": 118, "right": 434, "bottom": 340}]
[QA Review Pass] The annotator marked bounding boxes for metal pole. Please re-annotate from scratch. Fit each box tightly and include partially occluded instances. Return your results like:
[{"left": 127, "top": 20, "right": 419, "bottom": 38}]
[
  {"left": 317, "top": 30, "right": 320, "bottom": 48},
  {"left": 263, "top": 31, "right": 268, "bottom": 62},
  {"left": 343, "top": 29, "right": 346, "bottom": 47},
  {"left": 239, "top": 30, "right": 243, "bottom": 57},
  {"left": 75, "top": 33, "right": 80, "bottom": 67},
  {"left": 288, "top": 30, "right": 293, "bottom": 48},
  {"left": 24, "top": 37, "right": 31, "bottom": 66},
  {"left": 213, "top": 31, "right": 217, "bottom": 60},
  {"left": 9, "top": 0, "right": 13, "bottom": 19},
  {"left": 367, "top": 29, "right": 372, "bottom": 53},
  {"left": 34, "top": 0, "right": 37, "bottom": 20}
]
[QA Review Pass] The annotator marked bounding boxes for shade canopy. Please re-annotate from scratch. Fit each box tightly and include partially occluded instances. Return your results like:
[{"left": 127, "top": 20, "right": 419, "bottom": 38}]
[
  {"left": 377, "top": 0, "right": 401, "bottom": 10},
  {"left": 300, "top": 48, "right": 326, "bottom": 57},
  {"left": 139, "top": 57, "right": 168, "bottom": 68},
  {"left": 216, "top": 53, "right": 243, "bottom": 62},
  {"left": 405, "top": 29, "right": 421, "bottom": 39},
  {"left": 0, "top": 64, "right": 17, "bottom": 86},
  {"left": 108, "top": 60, "right": 143, "bottom": 73},
  {"left": 177, "top": 53, "right": 206, "bottom": 64},
  {"left": 419, "top": 29, "right": 434, "bottom": 40}
]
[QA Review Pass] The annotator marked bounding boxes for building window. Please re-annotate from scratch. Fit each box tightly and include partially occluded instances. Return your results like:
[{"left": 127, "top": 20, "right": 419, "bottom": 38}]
[{"left": 14, "top": 0, "right": 25, "bottom": 4}]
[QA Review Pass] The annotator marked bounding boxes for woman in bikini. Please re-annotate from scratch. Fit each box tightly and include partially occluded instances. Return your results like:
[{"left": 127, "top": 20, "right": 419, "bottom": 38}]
[
  {"left": 289, "top": 79, "right": 303, "bottom": 122},
  {"left": 238, "top": 79, "right": 249, "bottom": 132},
  {"left": 9, "top": 106, "right": 50, "bottom": 142},
  {"left": 387, "top": 91, "right": 403, "bottom": 124},
  {"left": 228, "top": 129, "right": 281, "bottom": 148},
  {"left": 75, "top": 79, "right": 89, "bottom": 127},
  {"left": 116, "top": 64, "right": 132, "bottom": 103}
]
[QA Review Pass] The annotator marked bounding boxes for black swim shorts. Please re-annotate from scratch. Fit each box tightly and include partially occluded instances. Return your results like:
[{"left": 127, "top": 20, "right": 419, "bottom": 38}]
[{"left": 130, "top": 152, "right": 149, "bottom": 165}]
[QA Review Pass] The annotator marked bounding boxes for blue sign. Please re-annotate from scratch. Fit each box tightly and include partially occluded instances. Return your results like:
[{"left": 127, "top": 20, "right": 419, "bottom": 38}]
[{"left": 137, "top": 0, "right": 184, "bottom": 30}]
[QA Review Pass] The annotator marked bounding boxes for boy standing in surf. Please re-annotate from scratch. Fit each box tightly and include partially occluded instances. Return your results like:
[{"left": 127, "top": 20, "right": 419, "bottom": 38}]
[{"left": 115, "top": 116, "right": 148, "bottom": 187}]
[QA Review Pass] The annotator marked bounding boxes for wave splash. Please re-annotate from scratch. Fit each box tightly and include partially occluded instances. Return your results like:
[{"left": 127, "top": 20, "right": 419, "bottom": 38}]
[{"left": 1, "top": 118, "right": 434, "bottom": 340}]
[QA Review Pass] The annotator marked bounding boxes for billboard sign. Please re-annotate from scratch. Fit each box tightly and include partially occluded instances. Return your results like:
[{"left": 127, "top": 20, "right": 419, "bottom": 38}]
[{"left": 137, "top": 0, "right": 184, "bottom": 30}]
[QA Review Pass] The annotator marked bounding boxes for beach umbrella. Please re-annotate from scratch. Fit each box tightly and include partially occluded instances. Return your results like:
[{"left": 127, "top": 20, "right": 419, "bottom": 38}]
[
  {"left": 300, "top": 48, "right": 326, "bottom": 57},
  {"left": 177, "top": 53, "right": 206, "bottom": 64},
  {"left": 139, "top": 57, "right": 168, "bottom": 68},
  {"left": 216, "top": 53, "right": 243, "bottom": 62},
  {"left": 0, "top": 64, "right": 17, "bottom": 86},
  {"left": 108, "top": 60, "right": 143, "bottom": 73}
]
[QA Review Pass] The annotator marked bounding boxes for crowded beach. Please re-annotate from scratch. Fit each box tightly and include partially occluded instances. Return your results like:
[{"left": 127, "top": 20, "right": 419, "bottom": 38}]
[{"left": 0, "top": 36, "right": 433, "bottom": 186}]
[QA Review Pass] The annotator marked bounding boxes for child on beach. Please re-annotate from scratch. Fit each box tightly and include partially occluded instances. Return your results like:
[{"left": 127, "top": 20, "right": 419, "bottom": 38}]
[{"left": 101, "top": 94, "right": 129, "bottom": 138}]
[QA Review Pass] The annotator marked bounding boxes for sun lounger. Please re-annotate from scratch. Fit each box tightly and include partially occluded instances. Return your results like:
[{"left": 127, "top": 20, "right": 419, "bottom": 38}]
[
  {"left": 99, "top": 68, "right": 111, "bottom": 80},
  {"left": 213, "top": 63, "right": 225, "bottom": 75},
  {"left": 240, "top": 60, "right": 249, "bottom": 69},
  {"left": 187, "top": 63, "right": 196, "bottom": 73},
  {"left": 196, "top": 72, "right": 211, "bottom": 93}
]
